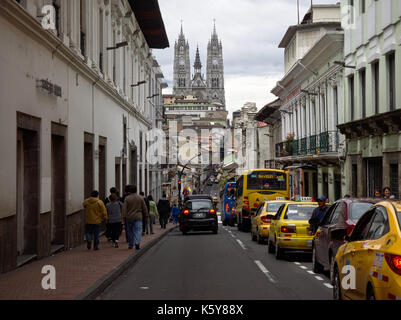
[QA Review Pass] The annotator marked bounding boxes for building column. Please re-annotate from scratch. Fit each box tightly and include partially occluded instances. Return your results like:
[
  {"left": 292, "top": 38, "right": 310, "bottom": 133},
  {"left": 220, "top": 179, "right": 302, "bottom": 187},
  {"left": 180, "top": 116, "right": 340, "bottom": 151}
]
[
  {"left": 382, "top": 152, "right": 391, "bottom": 189},
  {"left": 328, "top": 166, "right": 335, "bottom": 202},
  {"left": 317, "top": 166, "right": 323, "bottom": 197}
]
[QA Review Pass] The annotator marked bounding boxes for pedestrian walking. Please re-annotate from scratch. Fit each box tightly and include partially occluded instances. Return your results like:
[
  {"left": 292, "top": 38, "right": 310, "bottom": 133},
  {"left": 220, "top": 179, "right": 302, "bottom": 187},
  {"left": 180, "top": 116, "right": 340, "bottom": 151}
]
[
  {"left": 122, "top": 185, "right": 148, "bottom": 250},
  {"left": 383, "top": 187, "right": 395, "bottom": 199},
  {"left": 308, "top": 196, "right": 328, "bottom": 235},
  {"left": 83, "top": 190, "right": 108, "bottom": 251},
  {"left": 104, "top": 187, "right": 120, "bottom": 242},
  {"left": 106, "top": 193, "right": 123, "bottom": 248},
  {"left": 147, "top": 195, "right": 158, "bottom": 234},
  {"left": 122, "top": 185, "right": 132, "bottom": 243},
  {"left": 172, "top": 203, "right": 180, "bottom": 224},
  {"left": 140, "top": 192, "right": 150, "bottom": 235},
  {"left": 158, "top": 194, "right": 171, "bottom": 229}
]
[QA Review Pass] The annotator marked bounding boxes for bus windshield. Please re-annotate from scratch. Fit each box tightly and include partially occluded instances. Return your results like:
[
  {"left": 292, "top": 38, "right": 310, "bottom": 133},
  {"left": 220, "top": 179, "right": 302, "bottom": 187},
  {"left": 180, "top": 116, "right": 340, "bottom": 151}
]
[{"left": 247, "top": 171, "right": 287, "bottom": 191}]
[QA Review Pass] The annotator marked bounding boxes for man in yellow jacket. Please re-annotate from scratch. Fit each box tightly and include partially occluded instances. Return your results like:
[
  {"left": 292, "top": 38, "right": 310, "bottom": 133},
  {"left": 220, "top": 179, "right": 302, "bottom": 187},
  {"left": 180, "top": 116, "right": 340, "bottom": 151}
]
[{"left": 83, "top": 190, "right": 108, "bottom": 250}]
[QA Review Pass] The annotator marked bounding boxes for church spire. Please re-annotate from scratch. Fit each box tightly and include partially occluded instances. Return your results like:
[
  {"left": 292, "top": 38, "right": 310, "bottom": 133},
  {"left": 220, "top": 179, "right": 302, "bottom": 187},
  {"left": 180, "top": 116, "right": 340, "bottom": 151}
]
[{"left": 194, "top": 46, "right": 202, "bottom": 72}]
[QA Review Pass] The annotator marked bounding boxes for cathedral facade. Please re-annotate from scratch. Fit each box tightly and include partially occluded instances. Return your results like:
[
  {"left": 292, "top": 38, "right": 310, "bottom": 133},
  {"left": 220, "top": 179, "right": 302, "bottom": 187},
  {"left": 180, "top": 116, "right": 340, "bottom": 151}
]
[{"left": 173, "top": 24, "right": 226, "bottom": 107}]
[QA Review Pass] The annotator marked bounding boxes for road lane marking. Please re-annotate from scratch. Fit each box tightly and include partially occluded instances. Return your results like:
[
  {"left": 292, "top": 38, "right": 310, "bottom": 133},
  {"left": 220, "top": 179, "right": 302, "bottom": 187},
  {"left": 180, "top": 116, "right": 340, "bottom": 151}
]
[
  {"left": 294, "top": 262, "right": 301, "bottom": 265},
  {"left": 230, "top": 234, "right": 236, "bottom": 238},
  {"left": 254, "top": 260, "right": 278, "bottom": 284},
  {"left": 324, "top": 283, "right": 333, "bottom": 289},
  {"left": 236, "top": 239, "right": 246, "bottom": 250},
  {"left": 300, "top": 266, "right": 308, "bottom": 270},
  {"left": 315, "top": 276, "right": 324, "bottom": 281},
  {"left": 307, "top": 271, "right": 315, "bottom": 275}
]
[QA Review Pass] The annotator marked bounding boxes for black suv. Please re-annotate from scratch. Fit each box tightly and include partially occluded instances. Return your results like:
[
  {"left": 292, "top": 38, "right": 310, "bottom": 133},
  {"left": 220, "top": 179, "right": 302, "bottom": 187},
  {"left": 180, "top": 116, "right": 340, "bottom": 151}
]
[{"left": 179, "top": 197, "right": 218, "bottom": 235}]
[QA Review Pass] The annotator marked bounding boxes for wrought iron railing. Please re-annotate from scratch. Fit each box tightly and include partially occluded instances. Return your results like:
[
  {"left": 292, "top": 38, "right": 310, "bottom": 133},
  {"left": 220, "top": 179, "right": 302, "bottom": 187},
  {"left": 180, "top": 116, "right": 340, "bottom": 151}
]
[
  {"left": 275, "top": 131, "right": 340, "bottom": 158},
  {"left": 309, "top": 135, "right": 317, "bottom": 154},
  {"left": 293, "top": 139, "right": 299, "bottom": 156},
  {"left": 319, "top": 131, "right": 339, "bottom": 153},
  {"left": 300, "top": 138, "right": 307, "bottom": 155}
]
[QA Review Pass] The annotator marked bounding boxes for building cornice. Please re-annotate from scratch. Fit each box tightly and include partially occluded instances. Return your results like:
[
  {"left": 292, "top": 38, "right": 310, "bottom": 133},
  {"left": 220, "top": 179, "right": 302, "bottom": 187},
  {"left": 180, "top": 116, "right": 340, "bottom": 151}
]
[{"left": 1, "top": 0, "right": 153, "bottom": 128}]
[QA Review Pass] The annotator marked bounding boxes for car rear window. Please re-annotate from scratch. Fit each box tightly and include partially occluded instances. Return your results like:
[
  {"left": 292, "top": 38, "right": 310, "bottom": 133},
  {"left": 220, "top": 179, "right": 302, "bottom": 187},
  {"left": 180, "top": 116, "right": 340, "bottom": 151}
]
[
  {"left": 350, "top": 202, "right": 373, "bottom": 220},
  {"left": 267, "top": 202, "right": 285, "bottom": 213},
  {"left": 284, "top": 204, "right": 316, "bottom": 220},
  {"left": 186, "top": 200, "right": 213, "bottom": 211},
  {"left": 397, "top": 212, "right": 401, "bottom": 231}
]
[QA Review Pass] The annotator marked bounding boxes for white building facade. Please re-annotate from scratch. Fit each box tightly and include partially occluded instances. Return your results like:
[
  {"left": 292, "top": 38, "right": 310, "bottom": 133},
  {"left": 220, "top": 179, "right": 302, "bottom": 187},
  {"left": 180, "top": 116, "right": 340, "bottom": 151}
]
[{"left": 0, "top": 0, "right": 168, "bottom": 273}]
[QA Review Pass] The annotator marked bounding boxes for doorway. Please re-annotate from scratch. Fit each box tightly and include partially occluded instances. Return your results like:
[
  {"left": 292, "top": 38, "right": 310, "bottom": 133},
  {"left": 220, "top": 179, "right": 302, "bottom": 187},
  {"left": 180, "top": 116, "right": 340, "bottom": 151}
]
[
  {"left": 99, "top": 137, "right": 107, "bottom": 200},
  {"left": 51, "top": 124, "right": 66, "bottom": 246},
  {"left": 84, "top": 133, "right": 94, "bottom": 199},
  {"left": 367, "top": 158, "right": 382, "bottom": 198},
  {"left": 16, "top": 127, "right": 40, "bottom": 263}
]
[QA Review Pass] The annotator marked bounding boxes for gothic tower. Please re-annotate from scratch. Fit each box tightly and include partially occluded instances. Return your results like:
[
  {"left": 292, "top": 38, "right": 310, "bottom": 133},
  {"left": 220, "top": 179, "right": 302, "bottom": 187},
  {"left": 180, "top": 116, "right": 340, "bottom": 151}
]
[
  {"left": 191, "top": 46, "right": 207, "bottom": 100},
  {"left": 173, "top": 24, "right": 191, "bottom": 97},
  {"left": 206, "top": 23, "right": 225, "bottom": 106}
]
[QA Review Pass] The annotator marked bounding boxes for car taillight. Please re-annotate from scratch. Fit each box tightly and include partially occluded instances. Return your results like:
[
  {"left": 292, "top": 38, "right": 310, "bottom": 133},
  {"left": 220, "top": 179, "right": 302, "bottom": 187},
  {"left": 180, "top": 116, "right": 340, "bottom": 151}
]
[
  {"left": 385, "top": 254, "right": 401, "bottom": 275},
  {"left": 261, "top": 216, "right": 271, "bottom": 224},
  {"left": 210, "top": 209, "right": 216, "bottom": 214},
  {"left": 184, "top": 210, "right": 189, "bottom": 215},
  {"left": 281, "top": 226, "right": 296, "bottom": 233},
  {"left": 254, "top": 203, "right": 259, "bottom": 208},
  {"left": 244, "top": 201, "right": 249, "bottom": 205}
]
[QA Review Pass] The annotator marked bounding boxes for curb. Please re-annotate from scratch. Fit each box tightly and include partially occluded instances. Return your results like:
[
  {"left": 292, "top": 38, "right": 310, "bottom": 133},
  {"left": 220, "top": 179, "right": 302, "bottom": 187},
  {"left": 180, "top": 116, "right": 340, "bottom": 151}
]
[{"left": 75, "top": 226, "right": 178, "bottom": 300}]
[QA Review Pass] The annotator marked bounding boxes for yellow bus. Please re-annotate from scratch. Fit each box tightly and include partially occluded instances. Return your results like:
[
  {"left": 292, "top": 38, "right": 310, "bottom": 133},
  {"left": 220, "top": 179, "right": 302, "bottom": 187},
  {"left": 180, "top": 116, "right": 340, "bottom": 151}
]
[{"left": 234, "top": 169, "right": 290, "bottom": 232}]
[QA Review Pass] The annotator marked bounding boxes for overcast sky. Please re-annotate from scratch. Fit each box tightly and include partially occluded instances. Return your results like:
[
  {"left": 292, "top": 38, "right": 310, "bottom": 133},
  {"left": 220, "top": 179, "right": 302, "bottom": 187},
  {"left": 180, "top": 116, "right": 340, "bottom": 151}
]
[{"left": 153, "top": 0, "right": 339, "bottom": 116}]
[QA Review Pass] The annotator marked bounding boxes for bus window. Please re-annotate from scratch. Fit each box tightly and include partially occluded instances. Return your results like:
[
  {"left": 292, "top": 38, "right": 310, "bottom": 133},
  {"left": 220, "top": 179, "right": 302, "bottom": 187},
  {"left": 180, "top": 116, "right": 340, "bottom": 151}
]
[{"left": 247, "top": 171, "right": 287, "bottom": 191}]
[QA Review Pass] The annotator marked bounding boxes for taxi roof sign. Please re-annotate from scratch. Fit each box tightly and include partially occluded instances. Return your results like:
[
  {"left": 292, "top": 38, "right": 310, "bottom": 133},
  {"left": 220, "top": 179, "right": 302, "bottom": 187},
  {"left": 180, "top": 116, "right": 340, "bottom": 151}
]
[
  {"left": 298, "top": 196, "right": 313, "bottom": 202},
  {"left": 275, "top": 197, "right": 287, "bottom": 201}
]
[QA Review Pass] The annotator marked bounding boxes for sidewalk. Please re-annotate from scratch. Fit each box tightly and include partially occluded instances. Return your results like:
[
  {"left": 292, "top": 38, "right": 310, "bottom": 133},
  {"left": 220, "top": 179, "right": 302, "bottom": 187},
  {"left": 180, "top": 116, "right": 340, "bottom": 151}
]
[{"left": 0, "top": 223, "right": 177, "bottom": 300}]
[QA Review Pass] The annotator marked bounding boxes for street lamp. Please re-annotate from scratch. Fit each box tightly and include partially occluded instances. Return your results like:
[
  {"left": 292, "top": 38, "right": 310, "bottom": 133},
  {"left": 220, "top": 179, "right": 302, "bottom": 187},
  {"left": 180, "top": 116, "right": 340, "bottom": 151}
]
[
  {"left": 131, "top": 80, "right": 147, "bottom": 87},
  {"left": 107, "top": 41, "right": 128, "bottom": 50}
]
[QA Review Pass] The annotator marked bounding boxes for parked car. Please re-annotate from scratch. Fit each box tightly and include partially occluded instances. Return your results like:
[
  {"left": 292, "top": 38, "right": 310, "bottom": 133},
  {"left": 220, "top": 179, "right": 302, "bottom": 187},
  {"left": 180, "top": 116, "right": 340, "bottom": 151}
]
[
  {"left": 179, "top": 196, "right": 218, "bottom": 235},
  {"left": 312, "top": 198, "right": 379, "bottom": 277},
  {"left": 332, "top": 200, "right": 401, "bottom": 300}
]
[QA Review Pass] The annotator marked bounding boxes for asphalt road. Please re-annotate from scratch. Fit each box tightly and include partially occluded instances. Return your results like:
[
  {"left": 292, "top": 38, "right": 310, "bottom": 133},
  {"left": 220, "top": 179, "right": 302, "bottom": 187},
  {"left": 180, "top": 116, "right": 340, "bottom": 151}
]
[{"left": 98, "top": 221, "right": 333, "bottom": 300}]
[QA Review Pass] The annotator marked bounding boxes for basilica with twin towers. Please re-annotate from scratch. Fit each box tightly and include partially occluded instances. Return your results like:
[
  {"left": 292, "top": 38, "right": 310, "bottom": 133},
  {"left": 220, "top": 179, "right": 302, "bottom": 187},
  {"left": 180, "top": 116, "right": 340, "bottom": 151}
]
[{"left": 173, "top": 23, "right": 226, "bottom": 107}]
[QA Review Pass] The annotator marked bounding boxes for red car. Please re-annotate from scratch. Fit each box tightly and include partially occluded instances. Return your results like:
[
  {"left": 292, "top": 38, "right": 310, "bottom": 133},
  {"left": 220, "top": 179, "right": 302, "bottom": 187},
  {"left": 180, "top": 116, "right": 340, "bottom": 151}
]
[{"left": 312, "top": 198, "right": 380, "bottom": 278}]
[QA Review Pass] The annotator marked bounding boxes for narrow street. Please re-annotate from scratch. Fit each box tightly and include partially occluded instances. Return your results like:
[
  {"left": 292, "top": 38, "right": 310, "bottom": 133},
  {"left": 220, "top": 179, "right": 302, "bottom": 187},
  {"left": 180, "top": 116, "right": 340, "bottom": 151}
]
[{"left": 99, "top": 222, "right": 332, "bottom": 300}]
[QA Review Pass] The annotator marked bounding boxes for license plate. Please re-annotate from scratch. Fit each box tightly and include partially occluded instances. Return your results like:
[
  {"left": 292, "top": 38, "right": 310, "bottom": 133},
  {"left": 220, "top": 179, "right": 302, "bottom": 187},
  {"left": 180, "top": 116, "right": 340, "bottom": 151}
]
[{"left": 193, "top": 213, "right": 206, "bottom": 218}]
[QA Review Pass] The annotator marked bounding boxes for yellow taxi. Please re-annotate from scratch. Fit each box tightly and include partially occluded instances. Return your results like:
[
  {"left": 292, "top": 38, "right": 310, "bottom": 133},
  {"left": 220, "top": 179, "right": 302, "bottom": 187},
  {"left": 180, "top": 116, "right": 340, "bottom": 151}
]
[
  {"left": 251, "top": 199, "right": 291, "bottom": 244},
  {"left": 332, "top": 201, "right": 401, "bottom": 300},
  {"left": 268, "top": 198, "right": 318, "bottom": 260}
]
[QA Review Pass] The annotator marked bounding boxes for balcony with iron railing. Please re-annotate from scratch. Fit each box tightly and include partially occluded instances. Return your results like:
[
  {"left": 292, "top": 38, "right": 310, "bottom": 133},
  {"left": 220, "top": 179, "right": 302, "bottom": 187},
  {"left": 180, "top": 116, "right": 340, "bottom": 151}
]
[{"left": 275, "top": 131, "right": 339, "bottom": 158}]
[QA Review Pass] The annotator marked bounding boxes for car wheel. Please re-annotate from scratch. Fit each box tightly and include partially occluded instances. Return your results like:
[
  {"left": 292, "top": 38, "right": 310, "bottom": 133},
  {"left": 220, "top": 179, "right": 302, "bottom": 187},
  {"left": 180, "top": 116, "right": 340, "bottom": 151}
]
[
  {"left": 182, "top": 231, "right": 188, "bottom": 235},
  {"left": 366, "top": 285, "right": 375, "bottom": 300},
  {"left": 332, "top": 265, "right": 342, "bottom": 300},
  {"left": 251, "top": 230, "right": 257, "bottom": 241},
  {"left": 268, "top": 238, "right": 275, "bottom": 254},
  {"left": 312, "top": 245, "right": 324, "bottom": 274},
  {"left": 223, "top": 220, "right": 227, "bottom": 226},
  {"left": 275, "top": 240, "right": 284, "bottom": 260},
  {"left": 237, "top": 222, "right": 242, "bottom": 231},
  {"left": 257, "top": 233, "right": 264, "bottom": 245},
  {"left": 212, "top": 228, "right": 218, "bottom": 234}
]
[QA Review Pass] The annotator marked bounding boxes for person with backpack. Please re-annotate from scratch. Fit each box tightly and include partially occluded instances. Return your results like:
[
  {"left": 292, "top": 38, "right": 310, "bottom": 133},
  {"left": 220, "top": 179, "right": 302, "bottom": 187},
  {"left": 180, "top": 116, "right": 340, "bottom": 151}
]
[
  {"left": 104, "top": 187, "right": 119, "bottom": 241},
  {"left": 106, "top": 193, "right": 123, "bottom": 248}
]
